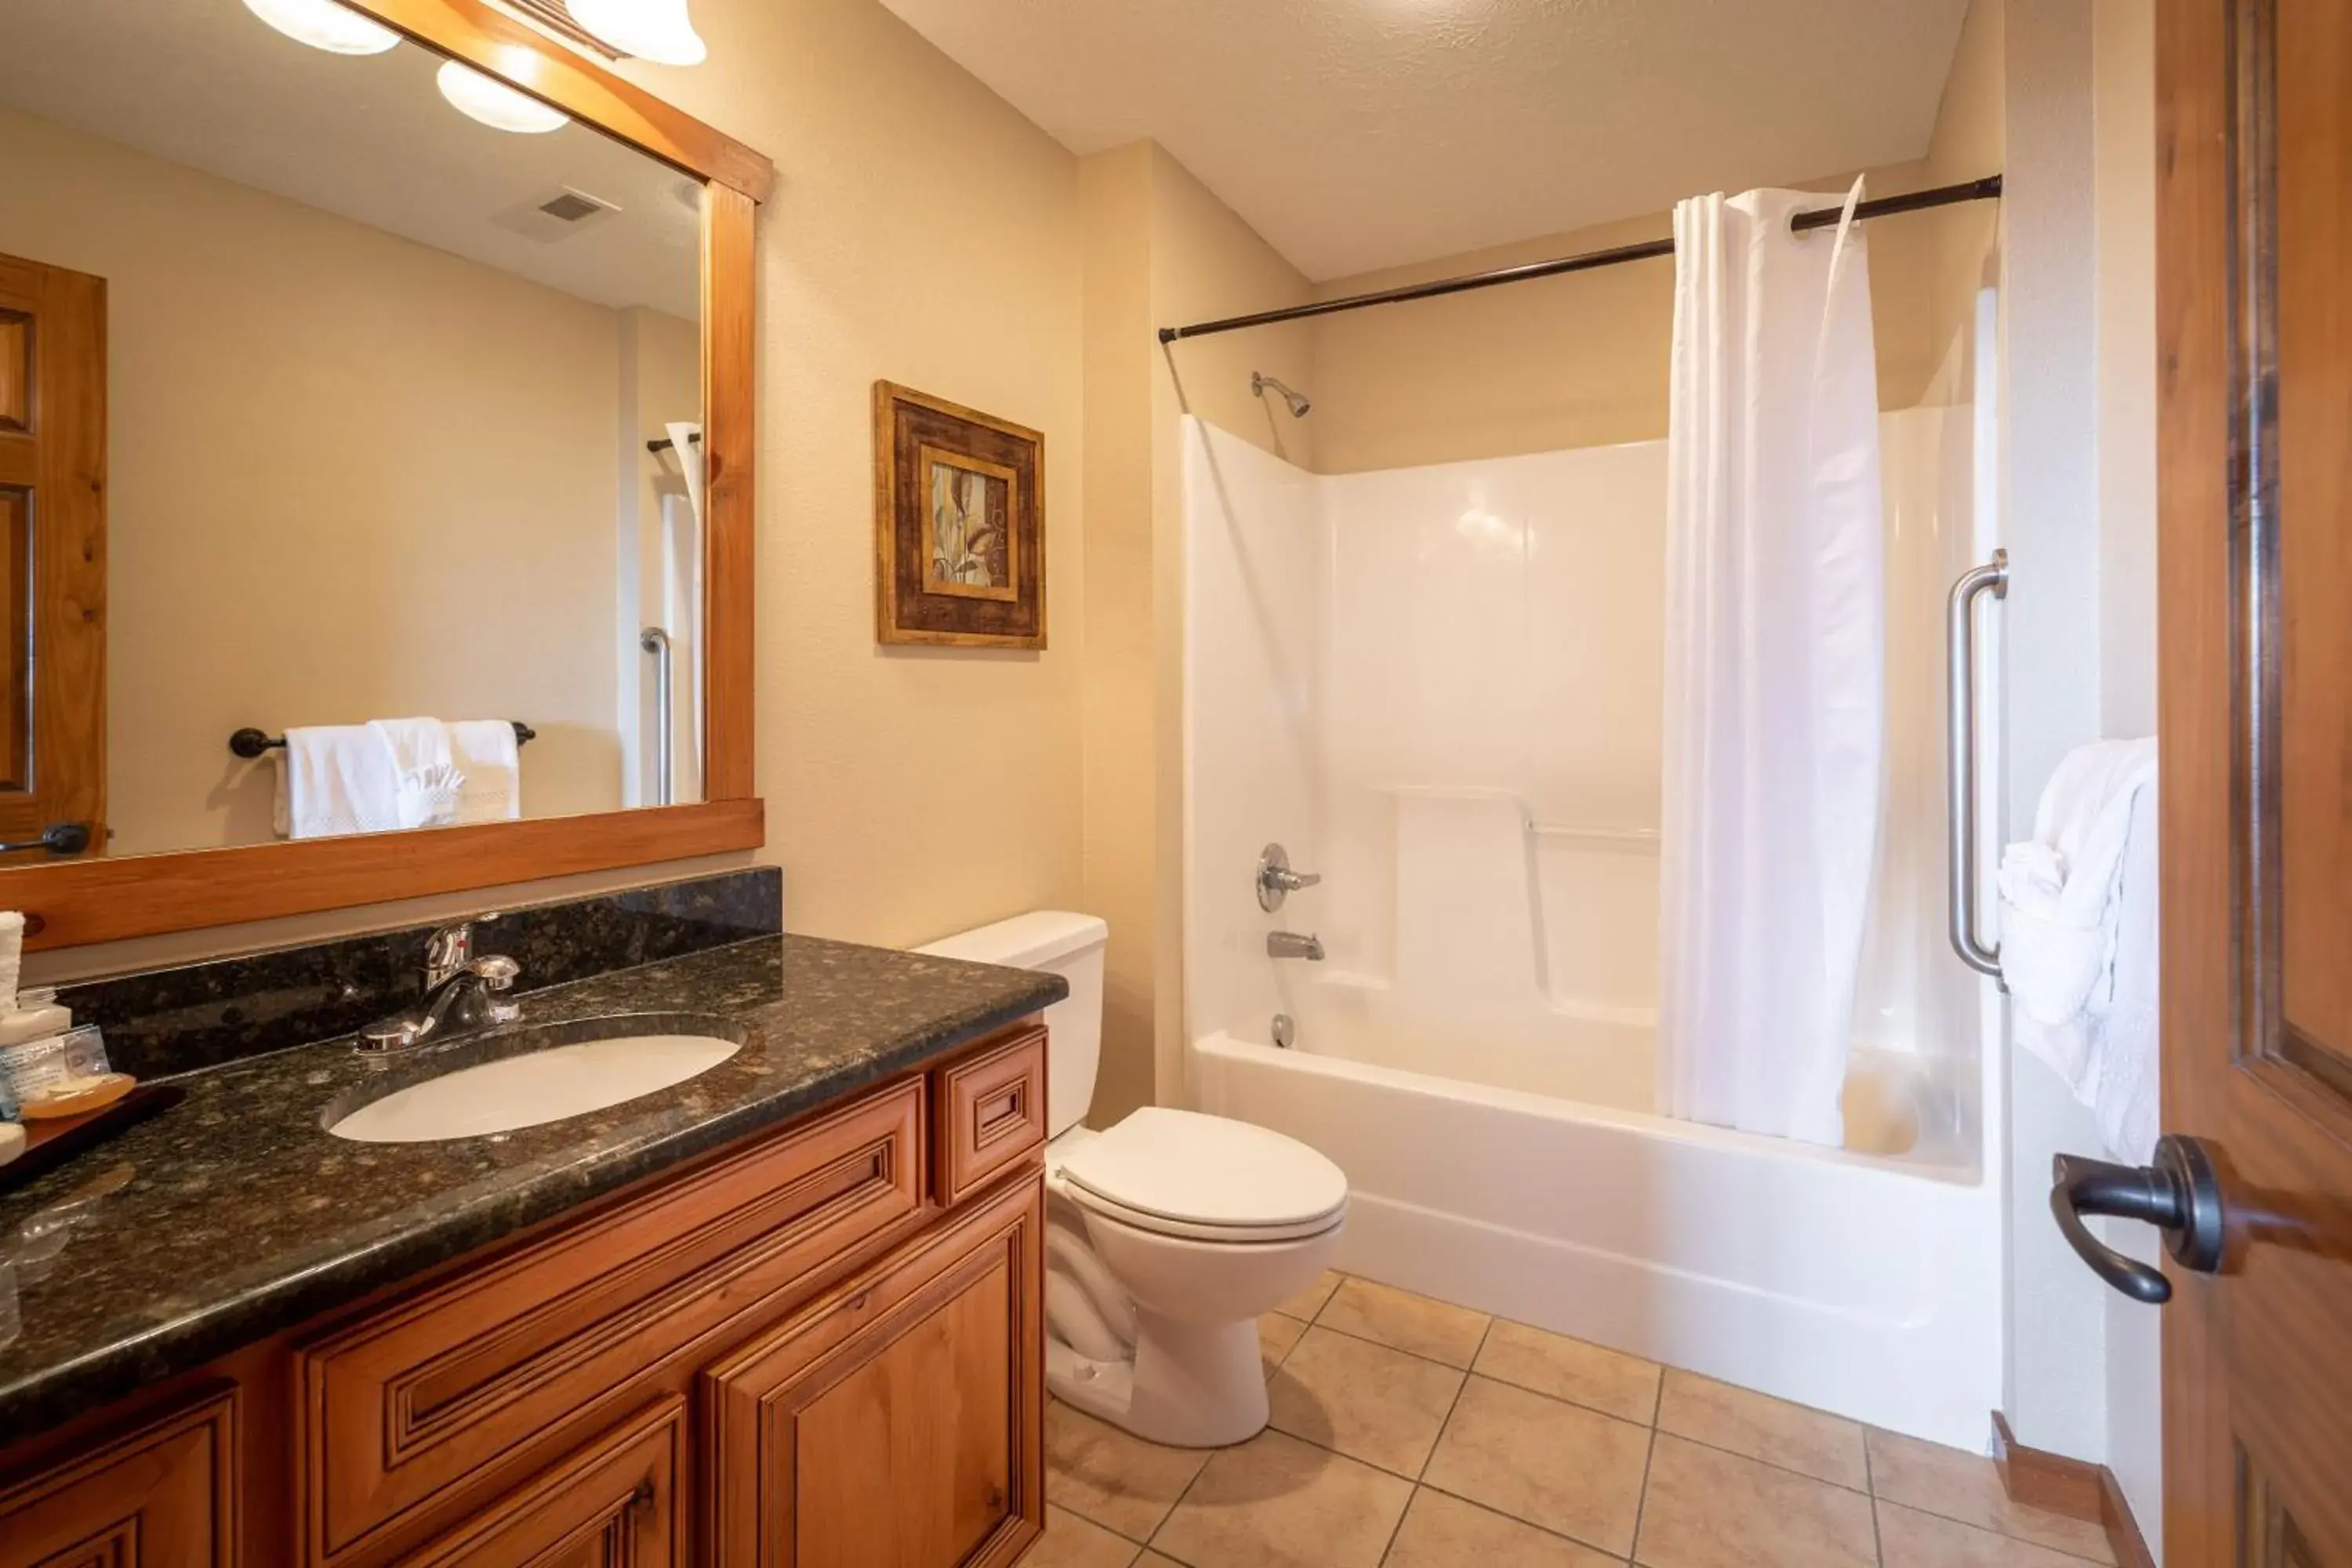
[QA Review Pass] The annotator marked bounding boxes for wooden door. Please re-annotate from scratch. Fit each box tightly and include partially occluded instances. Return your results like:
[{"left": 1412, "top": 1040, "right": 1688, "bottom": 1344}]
[
  {"left": 704, "top": 1174, "right": 1044, "bottom": 1568},
  {"left": 390, "top": 1399, "right": 684, "bottom": 1568},
  {"left": 0, "top": 251, "right": 103, "bottom": 862},
  {"left": 2156, "top": 0, "right": 2352, "bottom": 1562},
  {"left": 0, "top": 1392, "right": 234, "bottom": 1568}
]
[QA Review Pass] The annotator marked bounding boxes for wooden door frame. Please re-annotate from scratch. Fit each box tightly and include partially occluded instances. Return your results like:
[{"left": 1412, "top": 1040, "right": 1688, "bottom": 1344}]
[{"left": 0, "top": 0, "right": 773, "bottom": 951}]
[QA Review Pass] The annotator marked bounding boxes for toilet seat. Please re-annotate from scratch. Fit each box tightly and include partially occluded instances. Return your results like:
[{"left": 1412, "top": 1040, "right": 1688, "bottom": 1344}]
[{"left": 1054, "top": 1108, "right": 1348, "bottom": 1243}]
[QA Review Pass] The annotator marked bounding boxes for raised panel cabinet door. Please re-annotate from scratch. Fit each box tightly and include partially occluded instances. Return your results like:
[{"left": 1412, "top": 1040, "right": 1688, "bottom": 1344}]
[
  {"left": 704, "top": 1173, "right": 1045, "bottom": 1568},
  {"left": 0, "top": 251, "right": 106, "bottom": 859},
  {"left": 0, "top": 1389, "right": 236, "bottom": 1568},
  {"left": 389, "top": 1398, "right": 684, "bottom": 1568}
]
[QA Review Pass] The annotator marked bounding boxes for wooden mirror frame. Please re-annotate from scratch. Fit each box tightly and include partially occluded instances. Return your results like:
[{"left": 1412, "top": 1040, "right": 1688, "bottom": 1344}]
[{"left": 4, "top": 0, "right": 773, "bottom": 951}]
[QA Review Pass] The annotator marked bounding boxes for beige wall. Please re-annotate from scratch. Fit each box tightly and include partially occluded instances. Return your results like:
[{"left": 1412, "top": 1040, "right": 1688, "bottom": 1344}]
[
  {"left": 1304, "top": 16, "right": 2008, "bottom": 476},
  {"left": 0, "top": 107, "right": 637, "bottom": 858},
  {"left": 1077, "top": 142, "right": 1317, "bottom": 1124}
]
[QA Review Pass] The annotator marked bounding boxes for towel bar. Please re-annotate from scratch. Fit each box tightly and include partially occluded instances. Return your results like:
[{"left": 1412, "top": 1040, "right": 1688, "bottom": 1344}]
[{"left": 229, "top": 722, "right": 536, "bottom": 760}]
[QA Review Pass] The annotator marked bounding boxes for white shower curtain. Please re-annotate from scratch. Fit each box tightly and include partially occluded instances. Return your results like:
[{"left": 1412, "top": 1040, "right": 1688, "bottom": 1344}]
[{"left": 1657, "top": 182, "right": 1885, "bottom": 1148}]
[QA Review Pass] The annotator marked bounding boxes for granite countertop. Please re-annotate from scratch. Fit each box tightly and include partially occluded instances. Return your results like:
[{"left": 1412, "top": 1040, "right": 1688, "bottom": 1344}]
[{"left": 0, "top": 934, "right": 1065, "bottom": 1442}]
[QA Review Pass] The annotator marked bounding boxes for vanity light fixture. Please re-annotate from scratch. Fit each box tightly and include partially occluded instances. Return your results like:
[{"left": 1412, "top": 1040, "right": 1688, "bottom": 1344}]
[
  {"left": 435, "top": 60, "right": 571, "bottom": 133},
  {"left": 241, "top": 0, "right": 400, "bottom": 55},
  {"left": 564, "top": 0, "right": 708, "bottom": 66}
]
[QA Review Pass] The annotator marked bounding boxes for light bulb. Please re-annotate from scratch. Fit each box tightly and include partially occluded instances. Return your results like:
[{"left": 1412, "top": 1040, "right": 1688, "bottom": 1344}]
[
  {"left": 565, "top": 0, "right": 708, "bottom": 66},
  {"left": 435, "top": 60, "right": 570, "bottom": 134},
  {"left": 242, "top": 0, "right": 400, "bottom": 55}
]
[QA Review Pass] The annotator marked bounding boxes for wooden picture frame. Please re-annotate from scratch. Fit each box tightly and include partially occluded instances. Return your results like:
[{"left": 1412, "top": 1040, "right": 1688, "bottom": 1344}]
[
  {"left": 0, "top": 0, "right": 775, "bottom": 951},
  {"left": 874, "top": 384, "right": 1046, "bottom": 649}
]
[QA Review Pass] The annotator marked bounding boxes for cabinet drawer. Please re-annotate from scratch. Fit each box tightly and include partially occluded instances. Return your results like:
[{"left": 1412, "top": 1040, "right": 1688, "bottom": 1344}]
[
  {"left": 703, "top": 1173, "right": 1045, "bottom": 1568},
  {"left": 0, "top": 1388, "right": 237, "bottom": 1568},
  {"left": 932, "top": 1026, "right": 1047, "bottom": 1207},
  {"left": 390, "top": 1397, "right": 684, "bottom": 1568},
  {"left": 299, "top": 1080, "right": 924, "bottom": 1566}
]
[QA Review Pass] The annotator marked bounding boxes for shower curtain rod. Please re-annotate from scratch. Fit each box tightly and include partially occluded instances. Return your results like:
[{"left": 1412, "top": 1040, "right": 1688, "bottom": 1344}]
[{"left": 1156, "top": 174, "right": 2002, "bottom": 344}]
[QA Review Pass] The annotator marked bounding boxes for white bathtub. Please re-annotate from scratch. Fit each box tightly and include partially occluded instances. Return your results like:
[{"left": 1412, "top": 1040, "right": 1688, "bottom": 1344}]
[{"left": 1189, "top": 1019, "right": 2004, "bottom": 1449}]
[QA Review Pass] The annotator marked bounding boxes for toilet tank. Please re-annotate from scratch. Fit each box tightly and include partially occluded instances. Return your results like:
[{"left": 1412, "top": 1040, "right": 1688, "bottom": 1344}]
[{"left": 915, "top": 911, "right": 1108, "bottom": 1138}]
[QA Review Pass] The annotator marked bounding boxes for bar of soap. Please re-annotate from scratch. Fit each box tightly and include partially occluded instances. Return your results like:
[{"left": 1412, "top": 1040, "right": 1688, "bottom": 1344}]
[{"left": 19, "top": 1072, "right": 134, "bottom": 1120}]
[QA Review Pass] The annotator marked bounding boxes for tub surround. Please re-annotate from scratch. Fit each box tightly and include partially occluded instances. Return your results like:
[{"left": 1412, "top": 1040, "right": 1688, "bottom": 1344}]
[{"left": 0, "top": 875, "right": 1065, "bottom": 1445}]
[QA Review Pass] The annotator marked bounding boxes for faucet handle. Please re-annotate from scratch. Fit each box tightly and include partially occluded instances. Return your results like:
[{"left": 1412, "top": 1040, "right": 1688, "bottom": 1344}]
[
  {"left": 1256, "top": 844, "right": 1322, "bottom": 912},
  {"left": 473, "top": 954, "right": 521, "bottom": 991}
]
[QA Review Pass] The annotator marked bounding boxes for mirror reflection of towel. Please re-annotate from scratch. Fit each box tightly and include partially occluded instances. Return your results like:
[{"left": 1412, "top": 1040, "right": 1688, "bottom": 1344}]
[
  {"left": 368, "top": 718, "right": 465, "bottom": 829},
  {"left": 276, "top": 725, "right": 407, "bottom": 839},
  {"left": 448, "top": 720, "right": 523, "bottom": 823}
]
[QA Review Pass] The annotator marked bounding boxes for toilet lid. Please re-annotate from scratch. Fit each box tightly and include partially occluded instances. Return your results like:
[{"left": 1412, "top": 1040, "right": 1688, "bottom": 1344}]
[{"left": 1056, "top": 1108, "right": 1348, "bottom": 1236}]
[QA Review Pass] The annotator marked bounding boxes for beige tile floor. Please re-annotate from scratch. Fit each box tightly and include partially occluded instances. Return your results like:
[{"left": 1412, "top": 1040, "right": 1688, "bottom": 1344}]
[{"left": 1036, "top": 1272, "right": 2119, "bottom": 1568}]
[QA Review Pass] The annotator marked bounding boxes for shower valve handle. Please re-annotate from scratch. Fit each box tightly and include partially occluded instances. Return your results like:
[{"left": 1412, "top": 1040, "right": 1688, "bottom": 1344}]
[{"left": 1256, "top": 844, "right": 1320, "bottom": 911}]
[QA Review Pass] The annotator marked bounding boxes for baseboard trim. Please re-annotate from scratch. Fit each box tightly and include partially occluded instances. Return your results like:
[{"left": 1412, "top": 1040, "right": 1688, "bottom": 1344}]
[{"left": 1990, "top": 1411, "right": 2155, "bottom": 1568}]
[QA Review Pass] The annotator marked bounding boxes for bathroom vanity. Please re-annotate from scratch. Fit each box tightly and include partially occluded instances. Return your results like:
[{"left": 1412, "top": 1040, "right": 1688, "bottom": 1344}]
[{"left": 0, "top": 877, "right": 1062, "bottom": 1568}]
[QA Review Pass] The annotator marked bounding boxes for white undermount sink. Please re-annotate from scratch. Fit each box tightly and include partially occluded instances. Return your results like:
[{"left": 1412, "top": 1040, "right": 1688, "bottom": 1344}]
[{"left": 327, "top": 1022, "right": 743, "bottom": 1144}]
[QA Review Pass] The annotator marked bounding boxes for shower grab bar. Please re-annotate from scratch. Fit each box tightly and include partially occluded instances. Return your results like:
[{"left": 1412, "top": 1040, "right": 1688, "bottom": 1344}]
[
  {"left": 1946, "top": 550, "right": 2009, "bottom": 981},
  {"left": 641, "top": 626, "right": 674, "bottom": 808}
]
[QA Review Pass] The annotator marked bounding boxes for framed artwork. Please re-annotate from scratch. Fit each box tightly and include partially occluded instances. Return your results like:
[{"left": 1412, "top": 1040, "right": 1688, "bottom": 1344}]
[{"left": 873, "top": 382, "right": 1046, "bottom": 648}]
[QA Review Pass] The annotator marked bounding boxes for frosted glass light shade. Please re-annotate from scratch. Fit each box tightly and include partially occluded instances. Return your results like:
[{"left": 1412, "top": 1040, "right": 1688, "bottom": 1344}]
[
  {"left": 565, "top": 0, "right": 708, "bottom": 65},
  {"left": 241, "top": 0, "right": 400, "bottom": 54},
  {"left": 435, "top": 60, "right": 571, "bottom": 134}
]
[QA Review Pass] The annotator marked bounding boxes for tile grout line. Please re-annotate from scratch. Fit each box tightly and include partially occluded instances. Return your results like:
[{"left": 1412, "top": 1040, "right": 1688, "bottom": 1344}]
[
  {"left": 1866, "top": 1428, "right": 1886, "bottom": 1568},
  {"left": 1373, "top": 1311, "right": 1499, "bottom": 1566}
]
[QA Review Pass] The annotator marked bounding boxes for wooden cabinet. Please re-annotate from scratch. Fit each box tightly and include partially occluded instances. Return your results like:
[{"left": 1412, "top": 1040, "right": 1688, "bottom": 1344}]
[
  {"left": 0, "top": 1020, "right": 1047, "bottom": 1568},
  {"left": 390, "top": 1399, "right": 684, "bottom": 1568},
  {"left": 0, "top": 1390, "right": 236, "bottom": 1568},
  {"left": 706, "top": 1176, "right": 1044, "bottom": 1568},
  {"left": 298, "top": 1081, "right": 924, "bottom": 1566},
  {"left": 930, "top": 1025, "right": 1047, "bottom": 1208}
]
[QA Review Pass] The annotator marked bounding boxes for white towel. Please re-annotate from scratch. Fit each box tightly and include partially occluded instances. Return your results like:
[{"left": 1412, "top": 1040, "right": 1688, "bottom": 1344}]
[
  {"left": 278, "top": 724, "right": 407, "bottom": 839},
  {"left": 368, "top": 718, "right": 466, "bottom": 830},
  {"left": 2001, "top": 737, "right": 2161, "bottom": 1161},
  {"left": 448, "top": 720, "right": 522, "bottom": 823}
]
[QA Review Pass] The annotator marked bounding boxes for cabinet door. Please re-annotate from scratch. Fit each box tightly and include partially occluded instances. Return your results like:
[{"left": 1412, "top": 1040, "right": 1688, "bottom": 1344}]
[
  {"left": 705, "top": 1173, "right": 1044, "bottom": 1568},
  {"left": 390, "top": 1399, "right": 683, "bottom": 1568},
  {"left": 0, "top": 1390, "right": 236, "bottom": 1568}
]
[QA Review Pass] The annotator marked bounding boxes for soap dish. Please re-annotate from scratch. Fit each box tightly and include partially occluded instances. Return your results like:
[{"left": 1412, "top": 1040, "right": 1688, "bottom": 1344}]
[{"left": 0, "top": 1083, "right": 184, "bottom": 1195}]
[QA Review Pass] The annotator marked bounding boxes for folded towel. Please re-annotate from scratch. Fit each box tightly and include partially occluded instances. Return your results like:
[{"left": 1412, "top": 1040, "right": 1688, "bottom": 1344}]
[
  {"left": 278, "top": 724, "right": 408, "bottom": 839},
  {"left": 368, "top": 717, "right": 466, "bottom": 830},
  {"left": 448, "top": 720, "right": 522, "bottom": 823},
  {"left": 2002, "top": 737, "right": 2161, "bottom": 1162}
]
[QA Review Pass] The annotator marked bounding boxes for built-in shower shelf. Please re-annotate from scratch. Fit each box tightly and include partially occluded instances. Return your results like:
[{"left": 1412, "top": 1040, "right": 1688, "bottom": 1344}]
[{"left": 1526, "top": 823, "right": 1661, "bottom": 853}]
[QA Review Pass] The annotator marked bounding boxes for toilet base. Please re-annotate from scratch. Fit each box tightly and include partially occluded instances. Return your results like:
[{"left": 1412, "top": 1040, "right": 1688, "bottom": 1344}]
[{"left": 1047, "top": 1310, "right": 1269, "bottom": 1448}]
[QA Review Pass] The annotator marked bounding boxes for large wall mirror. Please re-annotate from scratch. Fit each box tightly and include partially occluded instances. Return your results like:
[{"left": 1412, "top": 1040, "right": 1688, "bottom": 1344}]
[{"left": 0, "top": 0, "right": 768, "bottom": 949}]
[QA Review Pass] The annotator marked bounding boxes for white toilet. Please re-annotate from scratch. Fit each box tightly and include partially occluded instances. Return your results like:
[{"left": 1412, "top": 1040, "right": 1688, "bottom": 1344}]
[{"left": 918, "top": 911, "right": 1348, "bottom": 1448}]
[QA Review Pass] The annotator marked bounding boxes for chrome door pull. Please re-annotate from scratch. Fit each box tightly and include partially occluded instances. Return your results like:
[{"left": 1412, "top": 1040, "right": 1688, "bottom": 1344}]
[{"left": 1946, "top": 551, "right": 2007, "bottom": 979}]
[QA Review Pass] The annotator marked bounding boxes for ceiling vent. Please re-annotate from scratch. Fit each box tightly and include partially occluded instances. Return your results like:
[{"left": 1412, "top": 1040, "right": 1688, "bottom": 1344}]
[{"left": 491, "top": 187, "right": 622, "bottom": 243}]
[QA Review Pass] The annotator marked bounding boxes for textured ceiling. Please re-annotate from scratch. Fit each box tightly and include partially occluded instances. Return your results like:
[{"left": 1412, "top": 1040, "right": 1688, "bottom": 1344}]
[
  {"left": 0, "top": 0, "right": 701, "bottom": 316},
  {"left": 876, "top": 0, "right": 1972, "bottom": 280}
]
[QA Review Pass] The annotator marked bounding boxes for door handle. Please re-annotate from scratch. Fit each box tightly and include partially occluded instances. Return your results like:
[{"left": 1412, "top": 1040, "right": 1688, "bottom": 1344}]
[
  {"left": 0, "top": 823, "right": 89, "bottom": 856},
  {"left": 2050, "top": 1134, "right": 2226, "bottom": 1304}
]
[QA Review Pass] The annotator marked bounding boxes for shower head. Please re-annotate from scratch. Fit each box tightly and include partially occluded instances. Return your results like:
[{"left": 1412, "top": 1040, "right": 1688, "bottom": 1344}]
[{"left": 1250, "top": 372, "right": 1312, "bottom": 418}]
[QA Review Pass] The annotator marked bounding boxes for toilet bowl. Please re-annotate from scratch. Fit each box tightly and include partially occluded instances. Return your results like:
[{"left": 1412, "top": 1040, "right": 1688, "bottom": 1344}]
[{"left": 918, "top": 913, "right": 1348, "bottom": 1448}]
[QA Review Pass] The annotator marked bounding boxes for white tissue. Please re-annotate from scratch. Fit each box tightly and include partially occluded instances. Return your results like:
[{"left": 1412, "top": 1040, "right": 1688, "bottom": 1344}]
[{"left": 0, "top": 912, "right": 24, "bottom": 1015}]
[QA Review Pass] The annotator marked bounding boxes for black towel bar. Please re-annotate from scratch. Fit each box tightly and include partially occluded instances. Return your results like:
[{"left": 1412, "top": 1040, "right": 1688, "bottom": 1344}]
[{"left": 229, "top": 722, "right": 536, "bottom": 760}]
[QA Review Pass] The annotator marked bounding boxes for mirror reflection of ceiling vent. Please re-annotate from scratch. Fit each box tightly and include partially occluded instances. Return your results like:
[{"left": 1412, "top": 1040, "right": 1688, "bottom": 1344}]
[{"left": 491, "top": 187, "right": 622, "bottom": 243}]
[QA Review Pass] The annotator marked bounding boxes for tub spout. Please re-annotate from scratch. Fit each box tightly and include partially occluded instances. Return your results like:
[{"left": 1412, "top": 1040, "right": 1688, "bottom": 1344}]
[{"left": 1267, "top": 931, "right": 1324, "bottom": 961}]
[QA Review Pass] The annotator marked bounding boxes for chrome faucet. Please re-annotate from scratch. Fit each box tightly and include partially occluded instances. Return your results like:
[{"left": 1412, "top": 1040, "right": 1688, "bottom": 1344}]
[
  {"left": 1266, "top": 931, "right": 1325, "bottom": 962},
  {"left": 359, "top": 920, "right": 523, "bottom": 1053}
]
